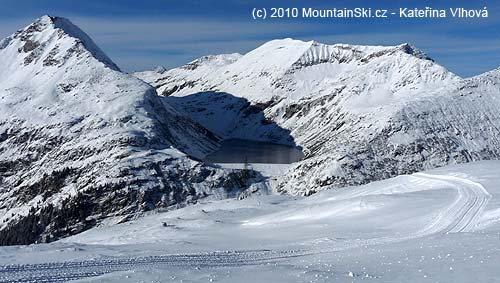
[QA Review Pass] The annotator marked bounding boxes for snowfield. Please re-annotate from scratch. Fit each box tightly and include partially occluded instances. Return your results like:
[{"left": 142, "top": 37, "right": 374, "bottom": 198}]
[
  {"left": 1, "top": 161, "right": 500, "bottom": 282},
  {"left": 2, "top": 15, "right": 500, "bottom": 245}
]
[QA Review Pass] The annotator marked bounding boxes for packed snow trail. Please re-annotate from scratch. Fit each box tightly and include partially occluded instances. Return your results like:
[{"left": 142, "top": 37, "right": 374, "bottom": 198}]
[
  {"left": 0, "top": 250, "right": 310, "bottom": 283},
  {"left": 242, "top": 173, "right": 492, "bottom": 251},
  {"left": 338, "top": 173, "right": 491, "bottom": 246},
  {"left": 0, "top": 171, "right": 494, "bottom": 282},
  {"left": 413, "top": 173, "right": 491, "bottom": 233}
]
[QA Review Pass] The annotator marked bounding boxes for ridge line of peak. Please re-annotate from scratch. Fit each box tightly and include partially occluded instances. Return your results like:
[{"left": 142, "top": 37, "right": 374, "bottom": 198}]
[
  {"left": 7, "top": 15, "right": 121, "bottom": 72},
  {"left": 252, "top": 38, "right": 435, "bottom": 64}
]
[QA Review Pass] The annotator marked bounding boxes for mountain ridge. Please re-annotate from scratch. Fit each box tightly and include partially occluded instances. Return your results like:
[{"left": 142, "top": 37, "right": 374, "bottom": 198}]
[
  {"left": 135, "top": 38, "right": 499, "bottom": 196},
  {"left": 0, "top": 16, "right": 248, "bottom": 245}
]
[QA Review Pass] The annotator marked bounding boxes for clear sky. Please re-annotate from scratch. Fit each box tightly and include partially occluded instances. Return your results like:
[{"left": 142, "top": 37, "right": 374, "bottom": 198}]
[{"left": 0, "top": 0, "right": 498, "bottom": 77}]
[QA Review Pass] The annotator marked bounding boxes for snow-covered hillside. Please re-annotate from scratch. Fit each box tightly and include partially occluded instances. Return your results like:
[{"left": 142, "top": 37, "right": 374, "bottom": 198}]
[
  {"left": 135, "top": 39, "right": 500, "bottom": 195},
  {"left": 1, "top": 161, "right": 499, "bottom": 282},
  {"left": 0, "top": 16, "right": 248, "bottom": 245}
]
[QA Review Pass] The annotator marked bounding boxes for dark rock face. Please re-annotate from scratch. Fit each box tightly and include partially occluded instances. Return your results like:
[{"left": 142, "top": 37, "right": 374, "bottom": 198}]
[
  {"left": 0, "top": 116, "right": 252, "bottom": 245},
  {"left": 0, "top": 160, "right": 247, "bottom": 245}
]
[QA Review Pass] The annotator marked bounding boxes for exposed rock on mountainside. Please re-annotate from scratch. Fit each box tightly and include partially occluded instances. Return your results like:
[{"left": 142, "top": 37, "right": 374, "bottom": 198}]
[
  {"left": 0, "top": 16, "right": 247, "bottom": 245},
  {"left": 136, "top": 39, "right": 500, "bottom": 195}
]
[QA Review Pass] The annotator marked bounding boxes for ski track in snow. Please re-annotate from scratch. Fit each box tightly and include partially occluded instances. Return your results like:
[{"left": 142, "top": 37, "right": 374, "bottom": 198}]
[
  {"left": 276, "top": 173, "right": 492, "bottom": 255},
  {"left": 0, "top": 250, "right": 310, "bottom": 283},
  {"left": 413, "top": 173, "right": 491, "bottom": 234},
  {"left": 0, "top": 173, "right": 492, "bottom": 282}
]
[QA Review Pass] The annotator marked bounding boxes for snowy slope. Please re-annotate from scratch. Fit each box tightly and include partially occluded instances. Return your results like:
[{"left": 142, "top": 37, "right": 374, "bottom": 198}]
[
  {"left": 63, "top": 161, "right": 500, "bottom": 247},
  {"left": 134, "top": 53, "right": 242, "bottom": 97},
  {"left": 135, "top": 39, "right": 500, "bottom": 195},
  {"left": 1, "top": 161, "right": 499, "bottom": 282},
  {"left": 0, "top": 16, "right": 248, "bottom": 245},
  {"left": 278, "top": 66, "right": 500, "bottom": 194},
  {"left": 137, "top": 39, "right": 455, "bottom": 103}
]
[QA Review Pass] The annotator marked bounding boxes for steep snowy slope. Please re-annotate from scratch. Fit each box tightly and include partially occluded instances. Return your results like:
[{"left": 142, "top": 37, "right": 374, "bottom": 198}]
[
  {"left": 136, "top": 39, "right": 500, "bottom": 195},
  {"left": 134, "top": 54, "right": 242, "bottom": 97},
  {"left": 278, "top": 67, "right": 500, "bottom": 194},
  {"left": 0, "top": 16, "right": 245, "bottom": 245}
]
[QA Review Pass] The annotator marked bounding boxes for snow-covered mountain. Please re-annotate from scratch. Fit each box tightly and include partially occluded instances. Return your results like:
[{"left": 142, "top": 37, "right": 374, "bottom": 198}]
[
  {"left": 135, "top": 38, "right": 500, "bottom": 195},
  {"left": 0, "top": 16, "right": 247, "bottom": 245},
  {"left": 2, "top": 15, "right": 499, "bottom": 245}
]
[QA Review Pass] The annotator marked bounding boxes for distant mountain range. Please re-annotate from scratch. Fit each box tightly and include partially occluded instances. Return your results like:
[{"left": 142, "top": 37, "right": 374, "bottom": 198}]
[{"left": 0, "top": 15, "right": 499, "bottom": 244}]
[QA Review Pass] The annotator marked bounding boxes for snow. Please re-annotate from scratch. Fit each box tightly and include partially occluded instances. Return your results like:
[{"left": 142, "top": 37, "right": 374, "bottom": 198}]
[
  {"left": 1, "top": 161, "right": 500, "bottom": 282},
  {"left": 133, "top": 37, "right": 490, "bottom": 195},
  {"left": 0, "top": 15, "right": 142, "bottom": 124},
  {"left": 1, "top": 15, "right": 500, "bottom": 283},
  {"left": 0, "top": 15, "right": 240, "bottom": 244},
  {"left": 135, "top": 37, "right": 500, "bottom": 196}
]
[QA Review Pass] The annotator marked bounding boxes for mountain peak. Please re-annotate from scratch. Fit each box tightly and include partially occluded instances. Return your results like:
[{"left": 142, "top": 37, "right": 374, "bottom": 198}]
[
  {"left": 1, "top": 15, "right": 119, "bottom": 71},
  {"left": 137, "top": 37, "right": 456, "bottom": 102},
  {"left": 398, "top": 43, "right": 433, "bottom": 61},
  {"left": 227, "top": 38, "right": 442, "bottom": 82},
  {"left": 33, "top": 14, "right": 56, "bottom": 26}
]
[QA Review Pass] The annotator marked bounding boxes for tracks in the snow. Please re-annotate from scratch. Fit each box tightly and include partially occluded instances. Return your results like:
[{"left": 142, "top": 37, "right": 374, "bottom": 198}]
[
  {"left": 412, "top": 173, "right": 491, "bottom": 234},
  {"left": 0, "top": 173, "right": 491, "bottom": 283},
  {"left": 304, "top": 173, "right": 492, "bottom": 252},
  {"left": 0, "top": 249, "right": 308, "bottom": 283}
]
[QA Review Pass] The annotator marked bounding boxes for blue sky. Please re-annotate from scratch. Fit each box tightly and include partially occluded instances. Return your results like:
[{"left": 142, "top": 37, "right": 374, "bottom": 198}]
[{"left": 0, "top": 0, "right": 498, "bottom": 77}]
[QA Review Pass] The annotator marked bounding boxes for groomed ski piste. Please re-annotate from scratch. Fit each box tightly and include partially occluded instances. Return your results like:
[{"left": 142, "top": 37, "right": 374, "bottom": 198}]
[{"left": 1, "top": 161, "right": 500, "bottom": 282}]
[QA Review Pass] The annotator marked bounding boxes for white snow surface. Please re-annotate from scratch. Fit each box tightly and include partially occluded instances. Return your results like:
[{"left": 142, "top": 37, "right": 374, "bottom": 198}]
[{"left": 1, "top": 161, "right": 500, "bottom": 282}]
